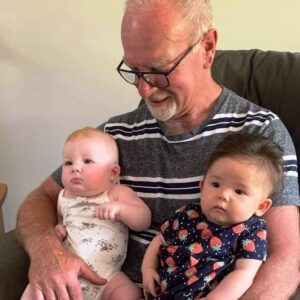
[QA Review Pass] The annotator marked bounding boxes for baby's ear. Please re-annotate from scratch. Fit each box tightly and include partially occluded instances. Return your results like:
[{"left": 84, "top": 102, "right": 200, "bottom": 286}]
[
  {"left": 255, "top": 198, "right": 272, "bottom": 217},
  {"left": 110, "top": 164, "right": 121, "bottom": 181},
  {"left": 199, "top": 177, "right": 205, "bottom": 191}
]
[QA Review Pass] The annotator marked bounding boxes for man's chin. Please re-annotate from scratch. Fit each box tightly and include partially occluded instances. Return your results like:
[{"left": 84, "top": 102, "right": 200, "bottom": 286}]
[{"left": 145, "top": 102, "right": 176, "bottom": 122}]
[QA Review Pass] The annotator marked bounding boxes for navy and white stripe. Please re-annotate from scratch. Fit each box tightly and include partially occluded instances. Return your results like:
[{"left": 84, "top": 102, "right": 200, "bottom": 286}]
[
  {"left": 104, "top": 106, "right": 298, "bottom": 202},
  {"left": 105, "top": 111, "right": 278, "bottom": 143},
  {"left": 120, "top": 176, "right": 202, "bottom": 200},
  {"left": 120, "top": 154, "right": 298, "bottom": 200},
  {"left": 130, "top": 229, "right": 158, "bottom": 245},
  {"left": 284, "top": 155, "right": 298, "bottom": 177}
]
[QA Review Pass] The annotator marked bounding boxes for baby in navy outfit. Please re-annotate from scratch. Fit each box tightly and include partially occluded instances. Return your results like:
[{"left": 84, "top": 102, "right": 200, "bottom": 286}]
[{"left": 142, "top": 132, "right": 284, "bottom": 300}]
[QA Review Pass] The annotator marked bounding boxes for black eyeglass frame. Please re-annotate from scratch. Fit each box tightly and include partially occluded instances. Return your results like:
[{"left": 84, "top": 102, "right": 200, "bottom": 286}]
[{"left": 116, "top": 41, "right": 199, "bottom": 88}]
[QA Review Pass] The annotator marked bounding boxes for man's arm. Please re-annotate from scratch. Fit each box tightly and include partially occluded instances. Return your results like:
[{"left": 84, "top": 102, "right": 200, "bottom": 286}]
[
  {"left": 240, "top": 205, "right": 300, "bottom": 300},
  {"left": 17, "top": 176, "right": 106, "bottom": 300}
]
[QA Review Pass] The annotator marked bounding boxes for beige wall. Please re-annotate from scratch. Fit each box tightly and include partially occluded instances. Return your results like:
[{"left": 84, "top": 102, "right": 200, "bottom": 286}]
[
  {"left": 1, "top": 1, "right": 299, "bottom": 232},
  {"left": 0, "top": 1, "right": 137, "bottom": 231},
  {"left": 214, "top": 0, "right": 300, "bottom": 51}
]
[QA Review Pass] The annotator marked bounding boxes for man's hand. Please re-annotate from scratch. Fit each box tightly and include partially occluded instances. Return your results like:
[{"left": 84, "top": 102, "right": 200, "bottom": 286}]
[
  {"left": 17, "top": 177, "right": 107, "bottom": 299},
  {"left": 28, "top": 237, "right": 107, "bottom": 300}
]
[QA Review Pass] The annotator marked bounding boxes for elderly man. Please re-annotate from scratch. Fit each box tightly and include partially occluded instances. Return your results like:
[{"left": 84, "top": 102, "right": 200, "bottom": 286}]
[{"left": 17, "top": 0, "right": 300, "bottom": 299}]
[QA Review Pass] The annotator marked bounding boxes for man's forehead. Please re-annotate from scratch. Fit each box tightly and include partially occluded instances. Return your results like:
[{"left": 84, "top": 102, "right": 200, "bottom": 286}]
[
  {"left": 122, "top": 37, "right": 190, "bottom": 70},
  {"left": 121, "top": 5, "right": 189, "bottom": 69}
]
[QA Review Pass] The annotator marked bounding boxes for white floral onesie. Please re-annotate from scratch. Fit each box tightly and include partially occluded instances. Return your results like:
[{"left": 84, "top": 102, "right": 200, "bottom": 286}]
[{"left": 57, "top": 189, "right": 128, "bottom": 300}]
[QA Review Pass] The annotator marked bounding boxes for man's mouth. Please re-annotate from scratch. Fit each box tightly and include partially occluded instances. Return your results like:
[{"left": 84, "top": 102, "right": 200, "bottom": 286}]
[{"left": 147, "top": 95, "right": 170, "bottom": 105}]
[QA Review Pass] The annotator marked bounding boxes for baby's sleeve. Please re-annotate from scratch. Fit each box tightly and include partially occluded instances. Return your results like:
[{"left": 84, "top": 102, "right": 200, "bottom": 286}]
[{"left": 235, "top": 219, "right": 268, "bottom": 261}]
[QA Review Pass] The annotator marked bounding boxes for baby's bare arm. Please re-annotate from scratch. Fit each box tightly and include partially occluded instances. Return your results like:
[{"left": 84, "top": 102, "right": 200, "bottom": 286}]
[
  {"left": 142, "top": 234, "right": 165, "bottom": 297},
  {"left": 95, "top": 184, "right": 151, "bottom": 231},
  {"left": 203, "top": 259, "right": 262, "bottom": 300}
]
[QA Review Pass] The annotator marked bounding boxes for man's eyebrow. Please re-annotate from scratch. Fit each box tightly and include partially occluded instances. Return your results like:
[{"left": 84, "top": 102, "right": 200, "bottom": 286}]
[
  {"left": 151, "top": 57, "right": 170, "bottom": 69},
  {"left": 153, "top": 52, "right": 183, "bottom": 69},
  {"left": 123, "top": 56, "right": 172, "bottom": 71}
]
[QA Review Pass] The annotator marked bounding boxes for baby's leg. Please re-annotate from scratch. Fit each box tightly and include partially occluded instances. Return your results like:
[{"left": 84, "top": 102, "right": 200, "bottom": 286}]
[{"left": 101, "top": 272, "right": 143, "bottom": 300}]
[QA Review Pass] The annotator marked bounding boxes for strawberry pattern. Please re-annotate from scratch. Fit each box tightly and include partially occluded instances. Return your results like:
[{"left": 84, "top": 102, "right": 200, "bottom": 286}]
[{"left": 153, "top": 203, "right": 267, "bottom": 299}]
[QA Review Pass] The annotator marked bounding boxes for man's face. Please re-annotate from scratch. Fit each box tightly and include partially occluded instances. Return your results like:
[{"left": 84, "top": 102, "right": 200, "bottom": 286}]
[
  {"left": 121, "top": 6, "right": 211, "bottom": 123},
  {"left": 133, "top": 43, "right": 201, "bottom": 122}
]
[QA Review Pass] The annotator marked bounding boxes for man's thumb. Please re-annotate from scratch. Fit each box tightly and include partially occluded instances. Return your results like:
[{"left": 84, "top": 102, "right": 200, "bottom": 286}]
[{"left": 79, "top": 262, "right": 107, "bottom": 285}]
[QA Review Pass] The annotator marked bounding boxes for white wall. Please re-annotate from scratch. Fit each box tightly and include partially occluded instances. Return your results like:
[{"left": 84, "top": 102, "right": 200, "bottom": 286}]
[{"left": 1, "top": 1, "right": 300, "bottom": 232}]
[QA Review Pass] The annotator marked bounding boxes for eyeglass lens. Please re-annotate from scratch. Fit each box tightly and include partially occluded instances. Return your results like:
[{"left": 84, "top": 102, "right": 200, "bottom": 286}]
[{"left": 120, "top": 71, "right": 168, "bottom": 88}]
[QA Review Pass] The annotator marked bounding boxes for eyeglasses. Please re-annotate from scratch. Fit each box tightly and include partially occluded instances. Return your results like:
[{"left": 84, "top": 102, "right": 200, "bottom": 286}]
[{"left": 116, "top": 41, "right": 199, "bottom": 88}]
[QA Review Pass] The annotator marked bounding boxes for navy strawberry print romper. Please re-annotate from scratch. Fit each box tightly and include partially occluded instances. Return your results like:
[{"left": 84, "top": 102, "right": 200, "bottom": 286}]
[{"left": 152, "top": 203, "right": 267, "bottom": 300}]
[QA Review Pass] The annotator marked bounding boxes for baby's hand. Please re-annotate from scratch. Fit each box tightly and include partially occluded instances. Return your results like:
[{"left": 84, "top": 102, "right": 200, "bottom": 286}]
[
  {"left": 143, "top": 268, "right": 160, "bottom": 297},
  {"left": 55, "top": 224, "right": 67, "bottom": 241},
  {"left": 94, "top": 202, "right": 121, "bottom": 220}
]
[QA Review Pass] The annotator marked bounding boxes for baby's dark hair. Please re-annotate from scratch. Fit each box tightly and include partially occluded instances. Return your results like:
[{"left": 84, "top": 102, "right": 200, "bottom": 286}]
[{"left": 205, "top": 132, "right": 285, "bottom": 196}]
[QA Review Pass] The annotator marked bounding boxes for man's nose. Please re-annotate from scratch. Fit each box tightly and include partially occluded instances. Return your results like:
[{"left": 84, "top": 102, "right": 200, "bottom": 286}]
[{"left": 136, "top": 77, "right": 158, "bottom": 99}]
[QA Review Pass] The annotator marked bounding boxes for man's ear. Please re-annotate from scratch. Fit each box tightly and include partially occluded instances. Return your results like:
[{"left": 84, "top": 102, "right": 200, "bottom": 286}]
[
  {"left": 202, "top": 28, "right": 218, "bottom": 69},
  {"left": 110, "top": 164, "right": 121, "bottom": 182},
  {"left": 255, "top": 198, "right": 272, "bottom": 217}
]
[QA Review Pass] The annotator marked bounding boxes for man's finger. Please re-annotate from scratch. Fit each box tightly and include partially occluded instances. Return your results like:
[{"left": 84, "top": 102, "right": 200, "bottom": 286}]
[
  {"left": 79, "top": 262, "right": 107, "bottom": 285},
  {"left": 40, "top": 287, "right": 56, "bottom": 300},
  {"left": 52, "top": 281, "right": 70, "bottom": 300},
  {"left": 22, "top": 285, "right": 45, "bottom": 300},
  {"left": 67, "top": 280, "right": 84, "bottom": 300}
]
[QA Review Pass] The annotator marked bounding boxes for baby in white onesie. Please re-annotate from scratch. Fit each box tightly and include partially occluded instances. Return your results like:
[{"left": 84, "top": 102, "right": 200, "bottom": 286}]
[{"left": 21, "top": 127, "right": 151, "bottom": 300}]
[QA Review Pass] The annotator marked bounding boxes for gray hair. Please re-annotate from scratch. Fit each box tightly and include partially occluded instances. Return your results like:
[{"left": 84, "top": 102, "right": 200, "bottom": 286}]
[{"left": 124, "top": 0, "right": 214, "bottom": 42}]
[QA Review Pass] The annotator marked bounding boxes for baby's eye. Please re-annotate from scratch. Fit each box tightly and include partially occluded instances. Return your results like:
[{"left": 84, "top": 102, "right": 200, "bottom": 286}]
[
  {"left": 211, "top": 182, "right": 220, "bottom": 188},
  {"left": 83, "top": 159, "right": 94, "bottom": 164},
  {"left": 64, "top": 161, "right": 72, "bottom": 166},
  {"left": 235, "top": 189, "right": 244, "bottom": 195}
]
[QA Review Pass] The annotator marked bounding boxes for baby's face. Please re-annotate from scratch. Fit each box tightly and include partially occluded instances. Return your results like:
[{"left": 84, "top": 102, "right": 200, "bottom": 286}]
[
  {"left": 200, "top": 157, "right": 271, "bottom": 226},
  {"left": 61, "top": 136, "right": 118, "bottom": 198}
]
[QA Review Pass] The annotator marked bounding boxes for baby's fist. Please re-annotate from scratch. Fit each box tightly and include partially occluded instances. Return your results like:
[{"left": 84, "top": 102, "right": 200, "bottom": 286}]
[{"left": 94, "top": 202, "right": 121, "bottom": 220}]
